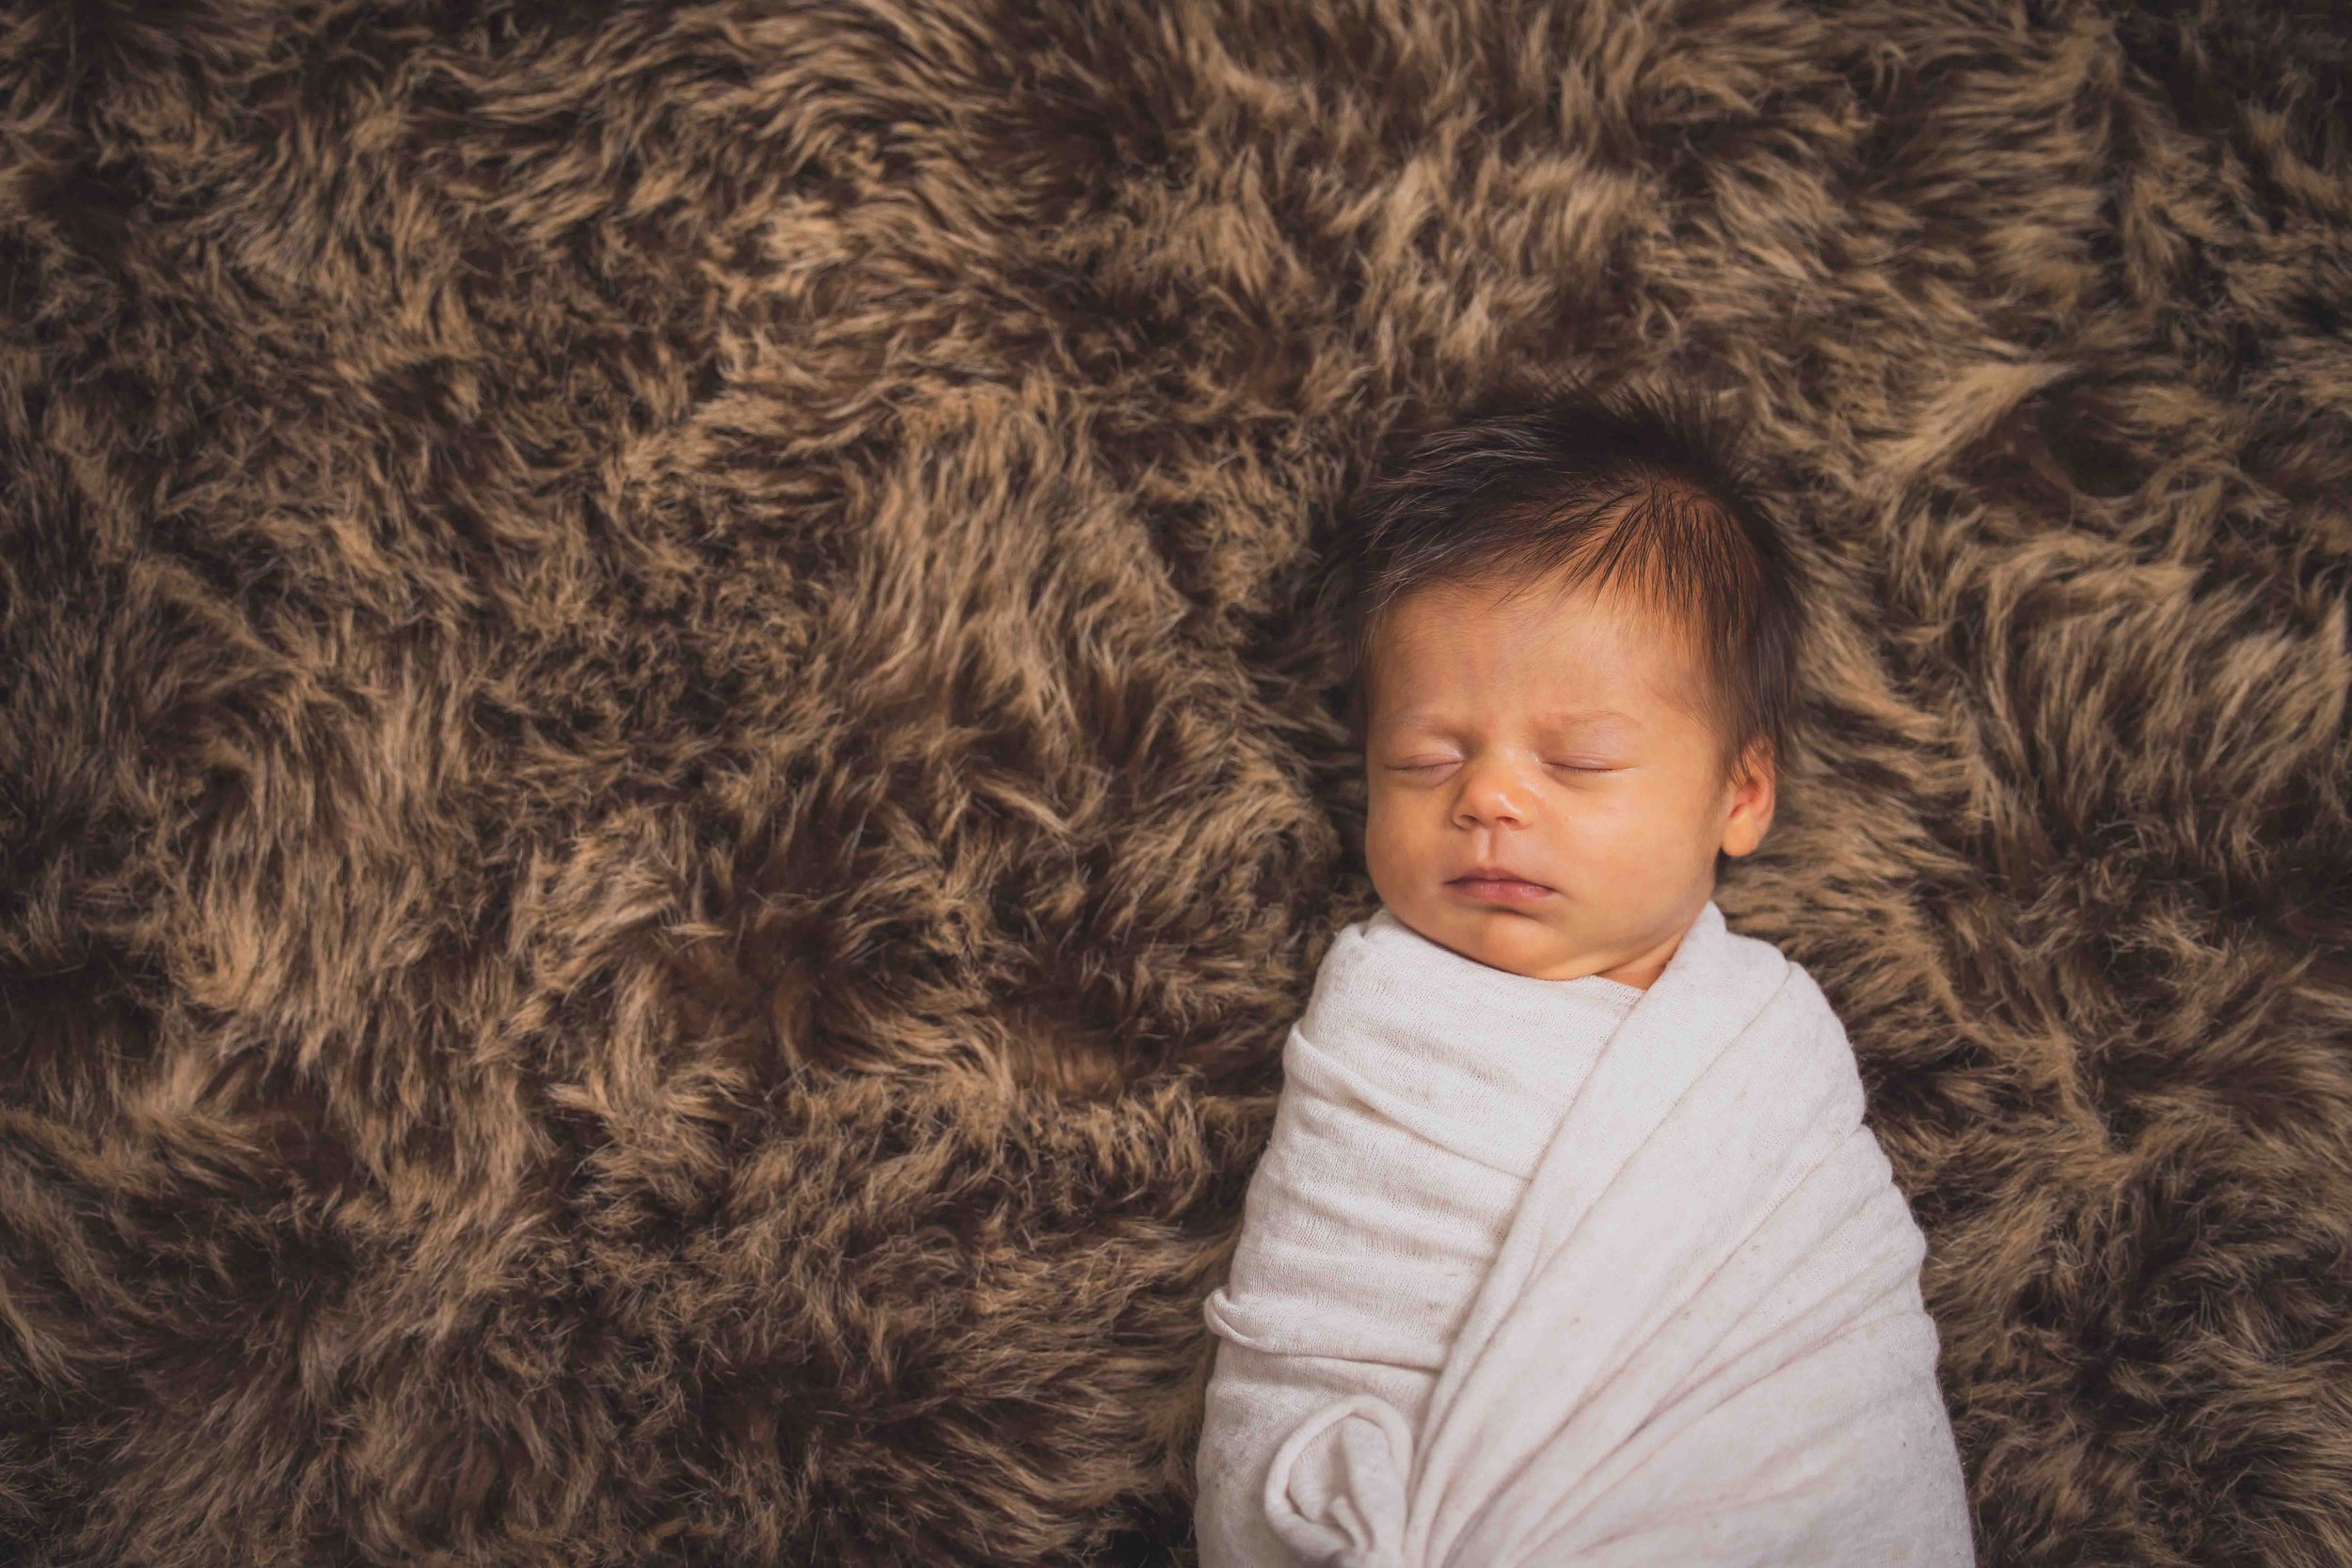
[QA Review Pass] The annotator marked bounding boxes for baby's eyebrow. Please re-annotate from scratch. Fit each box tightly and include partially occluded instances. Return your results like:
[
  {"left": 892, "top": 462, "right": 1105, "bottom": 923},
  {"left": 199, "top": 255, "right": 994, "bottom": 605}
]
[
  {"left": 1535, "top": 707, "right": 1643, "bottom": 729},
  {"left": 1388, "top": 706, "right": 1644, "bottom": 735}
]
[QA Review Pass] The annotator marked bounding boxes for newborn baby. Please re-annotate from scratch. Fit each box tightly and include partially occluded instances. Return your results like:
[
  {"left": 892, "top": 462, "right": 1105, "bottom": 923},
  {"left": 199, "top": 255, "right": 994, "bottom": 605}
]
[{"left": 1193, "top": 387, "right": 1975, "bottom": 1567}]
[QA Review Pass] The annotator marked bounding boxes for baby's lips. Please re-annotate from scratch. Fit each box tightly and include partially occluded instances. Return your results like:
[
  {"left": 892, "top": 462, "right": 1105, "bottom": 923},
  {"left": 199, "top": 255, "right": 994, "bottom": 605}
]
[
  {"left": 1448, "top": 874, "right": 1556, "bottom": 902},
  {"left": 1450, "top": 864, "right": 1552, "bottom": 888}
]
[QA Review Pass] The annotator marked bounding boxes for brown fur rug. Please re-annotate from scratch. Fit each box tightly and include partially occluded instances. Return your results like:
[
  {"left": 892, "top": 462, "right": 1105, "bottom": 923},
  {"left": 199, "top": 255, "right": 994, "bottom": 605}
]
[{"left": 5, "top": 0, "right": 2350, "bottom": 1562}]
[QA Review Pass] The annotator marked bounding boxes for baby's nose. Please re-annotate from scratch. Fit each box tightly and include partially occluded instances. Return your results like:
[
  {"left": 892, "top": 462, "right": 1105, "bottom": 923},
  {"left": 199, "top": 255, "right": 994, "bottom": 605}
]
[{"left": 1452, "top": 760, "right": 1534, "bottom": 826}]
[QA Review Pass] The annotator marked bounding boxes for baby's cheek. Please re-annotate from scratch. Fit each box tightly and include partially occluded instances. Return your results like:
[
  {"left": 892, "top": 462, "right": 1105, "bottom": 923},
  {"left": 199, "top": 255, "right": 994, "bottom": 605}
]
[
  {"left": 1360, "top": 799, "right": 1410, "bottom": 895},
  {"left": 1366, "top": 801, "right": 1454, "bottom": 918},
  {"left": 1566, "top": 804, "right": 1677, "bottom": 893}
]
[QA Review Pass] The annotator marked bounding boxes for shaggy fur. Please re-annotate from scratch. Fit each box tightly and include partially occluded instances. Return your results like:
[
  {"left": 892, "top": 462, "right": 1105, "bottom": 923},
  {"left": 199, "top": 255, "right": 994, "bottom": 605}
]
[{"left": 3, "top": 0, "right": 2348, "bottom": 1563}]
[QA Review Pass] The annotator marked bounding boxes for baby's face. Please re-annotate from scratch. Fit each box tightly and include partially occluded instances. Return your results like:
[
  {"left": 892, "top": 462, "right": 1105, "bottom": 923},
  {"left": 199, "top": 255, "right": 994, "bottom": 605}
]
[{"left": 1361, "top": 570, "right": 1774, "bottom": 987}]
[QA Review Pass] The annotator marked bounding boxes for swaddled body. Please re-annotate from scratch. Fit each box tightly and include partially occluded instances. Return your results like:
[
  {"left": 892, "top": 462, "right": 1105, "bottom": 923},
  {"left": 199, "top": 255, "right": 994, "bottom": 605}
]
[{"left": 1195, "top": 902, "right": 1977, "bottom": 1567}]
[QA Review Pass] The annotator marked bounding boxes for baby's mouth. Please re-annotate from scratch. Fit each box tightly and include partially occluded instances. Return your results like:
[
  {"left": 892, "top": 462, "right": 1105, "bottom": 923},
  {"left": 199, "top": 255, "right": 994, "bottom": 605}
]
[{"left": 1449, "top": 871, "right": 1554, "bottom": 903}]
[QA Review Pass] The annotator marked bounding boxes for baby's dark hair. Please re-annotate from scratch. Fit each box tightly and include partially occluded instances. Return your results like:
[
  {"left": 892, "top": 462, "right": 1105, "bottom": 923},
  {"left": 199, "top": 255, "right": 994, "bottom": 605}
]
[{"left": 1331, "top": 382, "right": 1807, "bottom": 788}]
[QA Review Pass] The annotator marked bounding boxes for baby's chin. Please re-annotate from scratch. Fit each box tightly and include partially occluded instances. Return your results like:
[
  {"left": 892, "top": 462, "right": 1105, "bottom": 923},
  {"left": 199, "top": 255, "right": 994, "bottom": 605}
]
[
  {"left": 1469, "top": 936, "right": 1615, "bottom": 984},
  {"left": 1391, "top": 898, "right": 1624, "bottom": 983}
]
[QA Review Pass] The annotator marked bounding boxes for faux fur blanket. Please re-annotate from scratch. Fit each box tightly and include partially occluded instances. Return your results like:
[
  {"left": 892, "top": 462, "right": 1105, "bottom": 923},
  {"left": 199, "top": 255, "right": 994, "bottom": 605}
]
[
  {"left": 1198, "top": 904, "right": 1974, "bottom": 1567},
  {"left": 7, "top": 1, "right": 2351, "bottom": 1564}
]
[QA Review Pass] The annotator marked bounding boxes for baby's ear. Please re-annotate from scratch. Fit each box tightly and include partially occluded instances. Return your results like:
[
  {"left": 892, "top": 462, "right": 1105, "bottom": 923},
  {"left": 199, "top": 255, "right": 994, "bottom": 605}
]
[{"left": 1721, "top": 741, "right": 1776, "bottom": 857}]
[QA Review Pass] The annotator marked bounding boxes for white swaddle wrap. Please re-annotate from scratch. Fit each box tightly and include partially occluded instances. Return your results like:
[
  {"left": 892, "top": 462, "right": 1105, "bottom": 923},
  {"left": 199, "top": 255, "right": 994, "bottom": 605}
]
[{"left": 1195, "top": 901, "right": 1975, "bottom": 1568}]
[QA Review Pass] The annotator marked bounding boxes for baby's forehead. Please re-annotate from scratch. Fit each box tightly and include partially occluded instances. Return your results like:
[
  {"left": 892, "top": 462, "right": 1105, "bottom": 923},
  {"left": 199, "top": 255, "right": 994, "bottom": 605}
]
[
  {"left": 1360, "top": 578, "right": 1710, "bottom": 719},
  {"left": 1370, "top": 570, "right": 1696, "bottom": 657}
]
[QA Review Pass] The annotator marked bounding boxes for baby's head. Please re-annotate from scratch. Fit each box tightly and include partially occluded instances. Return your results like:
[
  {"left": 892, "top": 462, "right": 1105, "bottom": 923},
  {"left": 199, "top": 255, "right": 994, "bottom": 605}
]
[{"left": 1336, "top": 385, "right": 1806, "bottom": 987}]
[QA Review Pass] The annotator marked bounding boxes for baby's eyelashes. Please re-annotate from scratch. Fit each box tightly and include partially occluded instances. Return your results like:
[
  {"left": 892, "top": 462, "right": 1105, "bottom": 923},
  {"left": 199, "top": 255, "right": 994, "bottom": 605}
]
[{"left": 1383, "top": 759, "right": 1622, "bottom": 775}]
